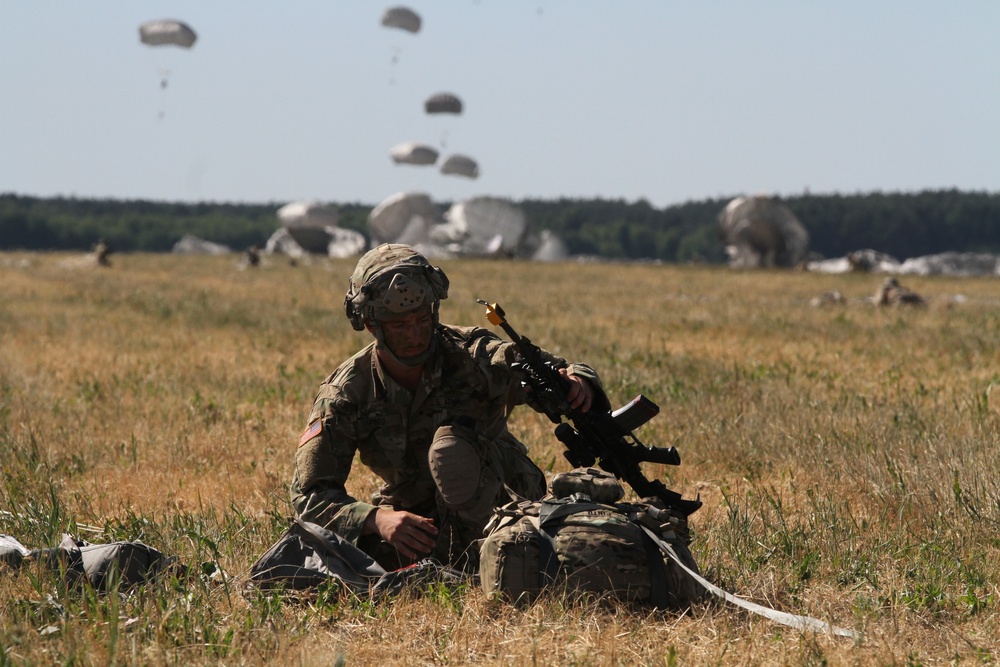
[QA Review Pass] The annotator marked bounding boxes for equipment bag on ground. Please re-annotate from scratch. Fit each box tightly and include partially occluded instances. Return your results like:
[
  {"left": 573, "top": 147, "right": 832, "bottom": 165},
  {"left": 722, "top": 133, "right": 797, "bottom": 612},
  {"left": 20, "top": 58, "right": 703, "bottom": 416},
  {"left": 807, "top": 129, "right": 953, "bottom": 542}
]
[
  {"left": 479, "top": 467, "right": 704, "bottom": 611},
  {"left": 248, "top": 517, "right": 468, "bottom": 598}
]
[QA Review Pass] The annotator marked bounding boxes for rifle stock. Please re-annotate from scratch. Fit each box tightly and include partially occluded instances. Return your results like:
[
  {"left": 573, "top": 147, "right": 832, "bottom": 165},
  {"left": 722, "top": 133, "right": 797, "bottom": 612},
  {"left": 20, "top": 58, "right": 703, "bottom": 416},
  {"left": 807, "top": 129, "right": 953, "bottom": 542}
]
[{"left": 477, "top": 299, "right": 702, "bottom": 518}]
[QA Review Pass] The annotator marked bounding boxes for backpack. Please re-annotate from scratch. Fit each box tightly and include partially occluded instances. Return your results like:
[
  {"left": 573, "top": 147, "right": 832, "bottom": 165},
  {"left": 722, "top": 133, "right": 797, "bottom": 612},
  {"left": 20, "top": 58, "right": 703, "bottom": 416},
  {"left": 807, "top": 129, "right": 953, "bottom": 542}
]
[{"left": 479, "top": 468, "right": 704, "bottom": 611}]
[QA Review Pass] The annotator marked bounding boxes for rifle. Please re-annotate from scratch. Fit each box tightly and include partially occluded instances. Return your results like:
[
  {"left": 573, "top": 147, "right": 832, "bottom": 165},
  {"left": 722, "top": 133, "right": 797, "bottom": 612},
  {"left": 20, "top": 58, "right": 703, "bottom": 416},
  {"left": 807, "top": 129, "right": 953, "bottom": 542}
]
[{"left": 476, "top": 299, "right": 702, "bottom": 518}]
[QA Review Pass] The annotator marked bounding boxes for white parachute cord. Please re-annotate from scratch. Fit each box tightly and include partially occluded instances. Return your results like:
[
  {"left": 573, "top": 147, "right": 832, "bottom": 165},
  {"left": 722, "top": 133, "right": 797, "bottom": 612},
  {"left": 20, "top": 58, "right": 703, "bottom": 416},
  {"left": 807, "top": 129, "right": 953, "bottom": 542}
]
[{"left": 639, "top": 524, "right": 860, "bottom": 641}]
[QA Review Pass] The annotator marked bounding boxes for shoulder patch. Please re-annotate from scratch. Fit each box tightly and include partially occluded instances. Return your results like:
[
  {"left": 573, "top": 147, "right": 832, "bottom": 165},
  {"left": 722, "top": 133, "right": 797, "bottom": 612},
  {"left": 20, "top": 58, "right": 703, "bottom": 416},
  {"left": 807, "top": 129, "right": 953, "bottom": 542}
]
[{"left": 298, "top": 420, "right": 322, "bottom": 447}]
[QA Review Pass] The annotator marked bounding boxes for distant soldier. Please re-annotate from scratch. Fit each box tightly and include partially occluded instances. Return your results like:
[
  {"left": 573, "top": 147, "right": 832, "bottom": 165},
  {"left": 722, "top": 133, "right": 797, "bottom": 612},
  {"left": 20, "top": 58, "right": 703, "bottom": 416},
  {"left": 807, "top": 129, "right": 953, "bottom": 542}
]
[
  {"left": 93, "top": 238, "right": 112, "bottom": 267},
  {"left": 875, "top": 277, "right": 927, "bottom": 307},
  {"left": 245, "top": 244, "right": 261, "bottom": 267}
]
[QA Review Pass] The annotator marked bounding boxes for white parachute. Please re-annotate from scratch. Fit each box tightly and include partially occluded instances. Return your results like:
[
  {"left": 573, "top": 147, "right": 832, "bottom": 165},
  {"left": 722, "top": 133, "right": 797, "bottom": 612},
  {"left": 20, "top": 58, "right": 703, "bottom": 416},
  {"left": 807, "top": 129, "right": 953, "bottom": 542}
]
[
  {"left": 381, "top": 6, "right": 421, "bottom": 33},
  {"left": 390, "top": 142, "right": 439, "bottom": 166},
  {"left": 171, "top": 234, "right": 230, "bottom": 255},
  {"left": 277, "top": 200, "right": 365, "bottom": 257},
  {"left": 368, "top": 192, "right": 441, "bottom": 247},
  {"left": 440, "top": 154, "right": 479, "bottom": 179},
  {"left": 433, "top": 197, "right": 527, "bottom": 257},
  {"left": 139, "top": 20, "right": 197, "bottom": 48},
  {"left": 717, "top": 195, "right": 810, "bottom": 269}
]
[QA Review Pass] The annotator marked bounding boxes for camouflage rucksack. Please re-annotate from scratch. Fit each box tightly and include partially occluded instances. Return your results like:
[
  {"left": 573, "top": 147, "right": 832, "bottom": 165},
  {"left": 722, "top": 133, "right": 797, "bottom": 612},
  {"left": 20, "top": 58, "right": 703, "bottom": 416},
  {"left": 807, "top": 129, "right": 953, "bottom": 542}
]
[{"left": 479, "top": 468, "right": 704, "bottom": 611}]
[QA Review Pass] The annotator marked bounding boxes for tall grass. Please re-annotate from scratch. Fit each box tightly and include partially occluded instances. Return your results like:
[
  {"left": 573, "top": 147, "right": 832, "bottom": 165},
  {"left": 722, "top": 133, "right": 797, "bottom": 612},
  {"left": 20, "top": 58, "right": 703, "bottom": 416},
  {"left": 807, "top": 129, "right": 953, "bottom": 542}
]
[{"left": 1, "top": 251, "right": 998, "bottom": 665}]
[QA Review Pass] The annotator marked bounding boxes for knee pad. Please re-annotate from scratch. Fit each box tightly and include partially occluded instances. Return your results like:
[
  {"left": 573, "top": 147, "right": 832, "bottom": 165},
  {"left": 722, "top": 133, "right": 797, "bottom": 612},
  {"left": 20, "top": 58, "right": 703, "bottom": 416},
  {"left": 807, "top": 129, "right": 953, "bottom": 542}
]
[{"left": 428, "top": 425, "right": 498, "bottom": 510}]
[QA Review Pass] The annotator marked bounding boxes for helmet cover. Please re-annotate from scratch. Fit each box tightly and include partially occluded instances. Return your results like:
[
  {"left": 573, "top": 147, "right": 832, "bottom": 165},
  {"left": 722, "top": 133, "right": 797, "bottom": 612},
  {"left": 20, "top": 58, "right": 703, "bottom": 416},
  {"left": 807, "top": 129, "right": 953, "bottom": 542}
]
[{"left": 344, "top": 243, "right": 449, "bottom": 330}]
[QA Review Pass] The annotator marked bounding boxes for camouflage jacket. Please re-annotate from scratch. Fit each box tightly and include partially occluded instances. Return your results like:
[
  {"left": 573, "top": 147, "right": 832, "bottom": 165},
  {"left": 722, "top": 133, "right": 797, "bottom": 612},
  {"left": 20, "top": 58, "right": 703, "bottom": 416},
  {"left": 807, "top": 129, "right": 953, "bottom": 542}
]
[{"left": 290, "top": 323, "right": 604, "bottom": 544}]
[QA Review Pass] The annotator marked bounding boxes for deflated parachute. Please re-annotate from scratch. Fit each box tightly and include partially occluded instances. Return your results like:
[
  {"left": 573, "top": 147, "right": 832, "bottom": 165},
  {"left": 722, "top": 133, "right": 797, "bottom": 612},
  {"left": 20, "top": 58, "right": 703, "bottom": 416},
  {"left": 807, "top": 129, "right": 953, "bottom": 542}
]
[
  {"left": 368, "top": 192, "right": 441, "bottom": 247},
  {"left": 139, "top": 20, "right": 197, "bottom": 48},
  {"left": 434, "top": 197, "right": 527, "bottom": 257},
  {"left": 424, "top": 92, "right": 463, "bottom": 115},
  {"left": 717, "top": 195, "right": 809, "bottom": 269},
  {"left": 381, "top": 6, "right": 421, "bottom": 33},
  {"left": 277, "top": 200, "right": 342, "bottom": 255},
  {"left": 390, "top": 142, "right": 439, "bottom": 166},
  {"left": 440, "top": 154, "right": 479, "bottom": 179}
]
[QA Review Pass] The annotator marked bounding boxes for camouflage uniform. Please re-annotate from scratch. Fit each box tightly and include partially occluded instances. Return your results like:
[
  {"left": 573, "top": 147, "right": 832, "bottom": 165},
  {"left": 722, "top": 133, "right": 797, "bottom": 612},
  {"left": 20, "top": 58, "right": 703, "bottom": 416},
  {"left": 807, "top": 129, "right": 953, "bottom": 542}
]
[{"left": 291, "top": 244, "right": 604, "bottom": 568}]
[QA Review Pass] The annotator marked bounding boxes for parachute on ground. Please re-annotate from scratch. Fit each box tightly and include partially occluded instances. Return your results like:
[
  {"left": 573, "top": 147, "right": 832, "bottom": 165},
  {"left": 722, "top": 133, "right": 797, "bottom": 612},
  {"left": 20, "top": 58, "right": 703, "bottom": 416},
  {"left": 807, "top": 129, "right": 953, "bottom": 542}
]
[
  {"left": 369, "top": 192, "right": 441, "bottom": 247},
  {"left": 278, "top": 200, "right": 339, "bottom": 254},
  {"left": 529, "top": 230, "right": 570, "bottom": 262},
  {"left": 139, "top": 20, "right": 197, "bottom": 48},
  {"left": 434, "top": 197, "right": 527, "bottom": 257},
  {"left": 424, "top": 93, "right": 463, "bottom": 115},
  {"left": 172, "top": 234, "right": 230, "bottom": 255},
  {"left": 276, "top": 200, "right": 363, "bottom": 257},
  {"left": 381, "top": 6, "right": 421, "bottom": 33},
  {"left": 716, "top": 195, "right": 809, "bottom": 269},
  {"left": 440, "top": 154, "right": 479, "bottom": 179},
  {"left": 390, "top": 142, "right": 439, "bottom": 166}
]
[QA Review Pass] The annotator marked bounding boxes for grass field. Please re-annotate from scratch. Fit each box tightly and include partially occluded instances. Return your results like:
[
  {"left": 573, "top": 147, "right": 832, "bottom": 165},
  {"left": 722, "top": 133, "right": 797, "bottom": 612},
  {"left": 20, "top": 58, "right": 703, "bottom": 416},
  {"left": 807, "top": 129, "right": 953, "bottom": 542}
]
[{"left": 2, "top": 251, "right": 999, "bottom": 665}]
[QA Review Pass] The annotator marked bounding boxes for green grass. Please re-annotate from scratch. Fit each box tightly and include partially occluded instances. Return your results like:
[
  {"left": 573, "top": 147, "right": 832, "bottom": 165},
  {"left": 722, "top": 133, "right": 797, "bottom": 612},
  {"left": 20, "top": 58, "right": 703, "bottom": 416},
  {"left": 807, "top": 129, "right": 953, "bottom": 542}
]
[{"left": 1, "top": 252, "right": 999, "bottom": 665}]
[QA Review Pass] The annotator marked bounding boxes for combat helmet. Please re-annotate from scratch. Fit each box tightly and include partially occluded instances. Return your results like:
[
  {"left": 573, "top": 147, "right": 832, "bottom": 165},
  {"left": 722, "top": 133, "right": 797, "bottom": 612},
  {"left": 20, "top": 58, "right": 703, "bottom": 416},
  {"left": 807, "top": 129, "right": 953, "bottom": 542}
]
[{"left": 344, "top": 243, "right": 450, "bottom": 331}]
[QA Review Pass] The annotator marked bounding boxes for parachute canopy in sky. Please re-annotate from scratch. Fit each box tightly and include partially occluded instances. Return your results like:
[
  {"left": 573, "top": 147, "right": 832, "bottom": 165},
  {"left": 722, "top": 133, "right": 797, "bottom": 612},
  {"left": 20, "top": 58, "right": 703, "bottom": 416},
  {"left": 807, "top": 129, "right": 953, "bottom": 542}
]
[
  {"left": 440, "top": 154, "right": 479, "bottom": 179},
  {"left": 139, "top": 20, "right": 197, "bottom": 48},
  {"left": 381, "top": 6, "right": 421, "bottom": 33},
  {"left": 716, "top": 195, "right": 810, "bottom": 269},
  {"left": 390, "top": 142, "right": 439, "bottom": 166},
  {"left": 424, "top": 92, "right": 463, "bottom": 115}
]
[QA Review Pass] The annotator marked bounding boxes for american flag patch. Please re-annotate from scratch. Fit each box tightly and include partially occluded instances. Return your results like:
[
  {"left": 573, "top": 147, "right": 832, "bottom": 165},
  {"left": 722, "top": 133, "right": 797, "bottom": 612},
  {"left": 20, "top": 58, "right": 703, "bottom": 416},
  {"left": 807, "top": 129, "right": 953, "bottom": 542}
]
[{"left": 298, "top": 420, "right": 322, "bottom": 447}]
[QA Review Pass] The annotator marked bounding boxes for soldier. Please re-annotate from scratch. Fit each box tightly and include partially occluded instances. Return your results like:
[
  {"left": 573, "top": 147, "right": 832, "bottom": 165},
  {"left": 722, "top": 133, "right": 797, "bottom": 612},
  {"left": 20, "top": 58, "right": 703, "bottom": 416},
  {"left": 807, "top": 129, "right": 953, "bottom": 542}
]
[
  {"left": 290, "top": 244, "right": 605, "bottom": 570},
  {"left": 93, "top": 238, "right": 112, "bottom": 267},
  {"left": 245, "top": 244, "right": 261, "bottom": 267},
  {"left": 875, "top": 277, "right": 927, "bottom": 307}
]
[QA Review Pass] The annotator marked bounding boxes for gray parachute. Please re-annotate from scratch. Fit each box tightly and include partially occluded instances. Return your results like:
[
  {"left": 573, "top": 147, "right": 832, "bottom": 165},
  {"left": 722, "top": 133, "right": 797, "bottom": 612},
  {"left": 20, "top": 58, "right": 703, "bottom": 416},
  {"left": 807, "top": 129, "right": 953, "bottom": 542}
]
[
  {"left": 439, "top": 154, "right": 479, "bottom": 179},
  {"left": 717, "top": 195, "right": 809, "bottom": 269},
  {"left": 390, "top": 142, "right": 439, "bottom": 166},
  {"left": 424, "top": 92, "right": 463, "bottom": 115},
  {"left": 381, "top": 6, "right": 421, "bottom": 33},
  {"left": 139, "top": 20, "right": 197, "bottom": 48}
]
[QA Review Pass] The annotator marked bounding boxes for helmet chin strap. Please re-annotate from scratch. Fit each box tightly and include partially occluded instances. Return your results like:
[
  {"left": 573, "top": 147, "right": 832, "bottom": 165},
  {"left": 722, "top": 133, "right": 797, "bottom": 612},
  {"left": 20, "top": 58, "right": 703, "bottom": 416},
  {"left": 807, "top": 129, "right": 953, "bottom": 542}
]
[{"left": 371, "top": 322, "right": 436, "bottom": 367}]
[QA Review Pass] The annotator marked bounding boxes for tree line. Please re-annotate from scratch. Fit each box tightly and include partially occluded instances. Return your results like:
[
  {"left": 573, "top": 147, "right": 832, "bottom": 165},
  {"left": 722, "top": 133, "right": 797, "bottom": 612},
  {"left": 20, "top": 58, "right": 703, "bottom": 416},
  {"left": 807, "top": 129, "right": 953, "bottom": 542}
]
[{"left": 1, "top": 189, "right": 997, "bottom": 262}]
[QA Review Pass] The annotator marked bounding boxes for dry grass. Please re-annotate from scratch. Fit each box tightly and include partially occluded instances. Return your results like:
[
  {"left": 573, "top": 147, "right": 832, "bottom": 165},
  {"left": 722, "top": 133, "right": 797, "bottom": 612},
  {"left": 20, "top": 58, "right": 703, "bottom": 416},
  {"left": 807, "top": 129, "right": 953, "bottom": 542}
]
[{"left": 2, "top": 251, "right": 999, "bottom": 665}]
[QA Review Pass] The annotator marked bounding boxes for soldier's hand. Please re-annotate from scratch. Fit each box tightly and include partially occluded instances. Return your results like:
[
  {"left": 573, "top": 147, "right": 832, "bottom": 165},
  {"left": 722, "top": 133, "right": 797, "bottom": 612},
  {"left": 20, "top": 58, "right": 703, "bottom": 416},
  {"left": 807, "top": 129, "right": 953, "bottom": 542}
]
[
  {"left": 369, "top": 508, "right": 438, "bottom": 559},
  {"left": 560, "top": 368, "right": 594, "bottom": 413}
]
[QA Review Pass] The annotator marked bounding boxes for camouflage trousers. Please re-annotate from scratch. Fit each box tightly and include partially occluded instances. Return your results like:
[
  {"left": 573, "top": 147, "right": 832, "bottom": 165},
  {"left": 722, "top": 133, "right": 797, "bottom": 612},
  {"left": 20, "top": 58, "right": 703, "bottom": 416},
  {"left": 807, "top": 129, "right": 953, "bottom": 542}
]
[{"left": 366, "top": 424, "right": 546, "bottom": 571}]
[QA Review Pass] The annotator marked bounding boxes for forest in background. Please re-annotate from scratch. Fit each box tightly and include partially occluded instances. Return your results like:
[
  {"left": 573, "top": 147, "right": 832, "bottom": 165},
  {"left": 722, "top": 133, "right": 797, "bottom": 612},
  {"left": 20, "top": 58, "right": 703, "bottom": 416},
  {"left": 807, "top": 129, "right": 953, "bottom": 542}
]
[{"left": 1, "top": 188, "right": 998, "bottom": 262}]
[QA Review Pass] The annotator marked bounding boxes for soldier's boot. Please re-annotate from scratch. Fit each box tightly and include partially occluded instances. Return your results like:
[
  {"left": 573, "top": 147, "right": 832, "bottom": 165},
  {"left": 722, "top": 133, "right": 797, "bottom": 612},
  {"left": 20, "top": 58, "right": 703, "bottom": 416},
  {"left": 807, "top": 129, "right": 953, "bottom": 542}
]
[{"left": 428, "top": 424, "right": 503, "bottom": 569}]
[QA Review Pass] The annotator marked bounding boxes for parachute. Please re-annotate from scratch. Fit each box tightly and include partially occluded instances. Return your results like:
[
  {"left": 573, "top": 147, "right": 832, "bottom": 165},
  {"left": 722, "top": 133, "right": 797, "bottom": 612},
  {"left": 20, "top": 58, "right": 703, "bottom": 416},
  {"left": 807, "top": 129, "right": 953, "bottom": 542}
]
[
  {"left": 440, "top": 154, "right": 479, "bottom": 179},
  {"left": 368, "top": 192, "right": 441, "bottom": 247},
  {"left": 434, "top": 197, "right": 527, "bottom": 257},
  {"left": 381, "top": 6, "right": 421, "bottom": 33},
  {"left": 277, "top": 200, "right": 363, "bottom": 256},
  {"left": 390, "top": 142, "right": 439, "bottom": 166},
  {"left": 139, "top": 20, "right": 197, "bottom": 48},
  {"left": 424, "top": 92, "right": 463, "bottom": 115},
  {"left": 716, "top": 195, "right": 809, "bottom": 269},
  {"left": 529, "top": 230, "right": 570, "bottom": 262}
]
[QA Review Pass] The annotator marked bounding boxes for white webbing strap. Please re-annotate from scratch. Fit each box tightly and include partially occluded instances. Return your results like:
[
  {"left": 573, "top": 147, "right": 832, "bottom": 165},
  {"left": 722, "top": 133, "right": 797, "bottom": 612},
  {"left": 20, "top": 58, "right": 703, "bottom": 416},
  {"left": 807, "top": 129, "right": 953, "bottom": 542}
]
[{"left": 639, "top": 525, "right": 860, "bottom": 640}]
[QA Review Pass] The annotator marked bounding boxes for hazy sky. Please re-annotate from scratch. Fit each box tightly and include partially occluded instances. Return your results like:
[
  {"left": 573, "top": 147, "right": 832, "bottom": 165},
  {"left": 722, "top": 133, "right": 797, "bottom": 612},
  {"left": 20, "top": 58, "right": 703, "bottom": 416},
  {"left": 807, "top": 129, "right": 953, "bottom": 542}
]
[{"left": 2, "top": 1, "right": 997, "bottom": 210}]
